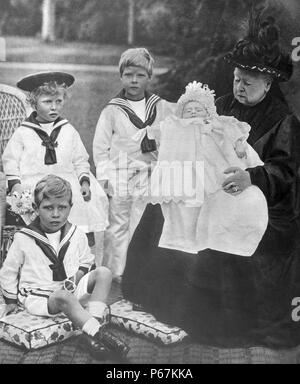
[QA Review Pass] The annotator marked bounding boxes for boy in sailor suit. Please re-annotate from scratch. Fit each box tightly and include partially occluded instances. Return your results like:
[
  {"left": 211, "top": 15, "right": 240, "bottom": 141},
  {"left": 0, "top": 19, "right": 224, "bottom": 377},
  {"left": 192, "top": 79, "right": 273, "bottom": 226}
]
[
  {"left": 0, "top": 175, "right": 112, "bottom": 359},
  {"left": 2, "top": 72, "right": 108, "bottom": 266},
  {"left": 93, "top": 48, "right": 174, "bottom": 280}
]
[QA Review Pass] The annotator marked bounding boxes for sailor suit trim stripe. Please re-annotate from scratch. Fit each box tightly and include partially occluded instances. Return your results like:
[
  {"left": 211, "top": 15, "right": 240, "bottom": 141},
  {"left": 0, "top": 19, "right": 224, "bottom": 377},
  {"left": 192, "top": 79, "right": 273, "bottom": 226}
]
[
  {"left": 2, "top": 288, "right": 18, "bottom": 301},
  {"left": 21, "top": 119, "right": 69, "bottom": 131},
  {"left": 20, "top": 222, "right": 77, "bottom": 281},
  {"left": 20, "top": 113, "right": 69, "bottom": 165},
  {"left": 0, "top": 222, "right": 95, "bottom": 304},
  {"left": 107, "top": 92, "right": 161, "bottom": 154}
]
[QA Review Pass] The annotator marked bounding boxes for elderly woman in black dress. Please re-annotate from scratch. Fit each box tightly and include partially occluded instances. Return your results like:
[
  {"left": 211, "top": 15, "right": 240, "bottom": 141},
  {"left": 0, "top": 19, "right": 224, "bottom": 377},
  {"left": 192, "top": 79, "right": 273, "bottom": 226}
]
[{"left": 122, "top": 14, "right": 300, "bottom": 348}]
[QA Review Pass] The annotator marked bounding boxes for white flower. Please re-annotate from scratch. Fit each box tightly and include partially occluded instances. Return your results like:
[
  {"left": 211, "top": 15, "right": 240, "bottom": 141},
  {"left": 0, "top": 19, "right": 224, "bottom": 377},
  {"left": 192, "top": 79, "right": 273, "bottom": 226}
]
[{"left": 7, "top": 190, "right": 35, "bottom": 215}]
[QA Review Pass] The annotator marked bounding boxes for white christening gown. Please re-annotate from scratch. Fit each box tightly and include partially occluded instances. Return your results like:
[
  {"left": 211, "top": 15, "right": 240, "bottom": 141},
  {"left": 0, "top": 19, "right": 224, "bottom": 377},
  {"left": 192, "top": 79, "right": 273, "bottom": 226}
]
[{"left": 148, "top": 115, "right": 268, "bottom": 256}]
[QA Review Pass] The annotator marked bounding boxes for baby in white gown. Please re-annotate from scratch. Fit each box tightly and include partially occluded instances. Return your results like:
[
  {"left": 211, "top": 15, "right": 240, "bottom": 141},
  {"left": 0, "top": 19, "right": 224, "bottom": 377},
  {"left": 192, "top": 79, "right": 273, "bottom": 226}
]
[{"left": 148, "top": 82, "right": 268, "bottom": 256}]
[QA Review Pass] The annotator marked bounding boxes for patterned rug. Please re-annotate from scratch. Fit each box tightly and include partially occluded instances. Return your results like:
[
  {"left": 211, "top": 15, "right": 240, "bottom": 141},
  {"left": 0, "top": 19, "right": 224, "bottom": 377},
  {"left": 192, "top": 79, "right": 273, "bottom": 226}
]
[{"left": 1, "top": 281, "right": 300, "bottom": 364}]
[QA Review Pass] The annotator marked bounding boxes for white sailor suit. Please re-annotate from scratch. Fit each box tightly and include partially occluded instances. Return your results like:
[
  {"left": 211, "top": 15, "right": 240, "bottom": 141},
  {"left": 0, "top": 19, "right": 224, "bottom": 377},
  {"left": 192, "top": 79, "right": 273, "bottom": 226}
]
[
  {"left": 93, "top": 90, "right": 174, "bottom": 277},
  {"left": 0, "top": 220, "right": 94, "bottom": 316},
  {"left": 2, "top": 112, "right": 109, "bottom": 233}
]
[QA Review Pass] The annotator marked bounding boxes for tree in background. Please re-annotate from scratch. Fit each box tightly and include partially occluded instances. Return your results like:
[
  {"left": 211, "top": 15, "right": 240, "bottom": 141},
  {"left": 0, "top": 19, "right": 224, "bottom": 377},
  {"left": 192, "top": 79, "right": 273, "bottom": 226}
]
[
  {"left": 41, "top": 0, "right": 56, "bottom": 42},
  {"left": 0, "top": 0, "right": 11, "bottom": 35},
  {"left": 0, "top": 0, "right": 297, "bottom": 103},
  {"left": 0, "top": 0, "right": 41, "bottom": 36},
  {"left": 147, "top": 0, "right": 296, "bottom": 101},
  {"left": 128, "top": 0, "right": 135, "bottom": 45},
  {"left": 0, "top": 0, "right": 133, "bottom": 45},
  {"left": 144, "top": 0, "right": 267, "bottom": 100},
  {"left": 55, "top": 0, "right": 128, "bottom": 44}
]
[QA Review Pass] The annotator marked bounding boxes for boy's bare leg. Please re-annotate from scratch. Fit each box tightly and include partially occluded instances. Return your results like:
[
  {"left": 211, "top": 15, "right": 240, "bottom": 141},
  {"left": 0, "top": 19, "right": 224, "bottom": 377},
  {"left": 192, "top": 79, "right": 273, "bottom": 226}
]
[
  {"left": 48, "top": 290, "right": 92, "bottom": 329},
  {"left": 47, "top": 267, "right": 111, "bottom": 330},
  {"left": 87, "top": 267, "right": 112, "bottom": 302},
  {"left": 47, "top": 267, "right": 111, "bottom": 325},
  {"left": 48, "top": 289, "right": 110, "bottom": 359}
]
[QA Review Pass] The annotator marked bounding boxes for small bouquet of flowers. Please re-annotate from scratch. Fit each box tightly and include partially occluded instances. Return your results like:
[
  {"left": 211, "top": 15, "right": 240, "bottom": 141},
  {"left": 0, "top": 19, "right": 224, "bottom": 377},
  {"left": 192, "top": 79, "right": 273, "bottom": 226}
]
[{"left": 6, "top": 190, "right": 37, "bottom": 225}]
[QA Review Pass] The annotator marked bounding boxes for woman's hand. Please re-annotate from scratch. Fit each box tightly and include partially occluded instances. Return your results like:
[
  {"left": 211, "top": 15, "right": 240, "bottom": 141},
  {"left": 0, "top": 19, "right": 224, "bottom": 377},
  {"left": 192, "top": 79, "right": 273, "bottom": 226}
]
[
  {"left": 80, "top": 181, "right": 91, "bottom": 201},
  {"left": 222, "top": 167, "right": 251, "bottom": 195}
]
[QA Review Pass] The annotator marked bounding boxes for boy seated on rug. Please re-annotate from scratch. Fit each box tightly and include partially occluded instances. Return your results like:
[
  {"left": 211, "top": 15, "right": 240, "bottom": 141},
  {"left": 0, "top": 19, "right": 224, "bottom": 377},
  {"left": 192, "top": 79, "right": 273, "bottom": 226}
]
[{"left": 0, "top": 175, "right": 113, "bottom": 360}]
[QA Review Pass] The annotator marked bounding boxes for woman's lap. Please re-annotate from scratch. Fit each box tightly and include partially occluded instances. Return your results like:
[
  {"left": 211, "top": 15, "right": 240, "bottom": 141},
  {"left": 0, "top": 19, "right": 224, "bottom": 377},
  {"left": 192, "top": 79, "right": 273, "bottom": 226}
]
[
  {"left": 123, "top": 205, "right": 256, "bottom": 343},
  {"left": 123, "top": 203, "right": 300, "bottom": 347}
]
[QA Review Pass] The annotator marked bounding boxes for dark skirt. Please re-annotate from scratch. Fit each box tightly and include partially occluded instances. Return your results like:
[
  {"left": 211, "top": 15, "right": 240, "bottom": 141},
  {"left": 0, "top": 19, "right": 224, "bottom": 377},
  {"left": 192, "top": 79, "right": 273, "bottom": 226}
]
[{"left": 122, "top": 203, "right": 300, "bottom": 348}]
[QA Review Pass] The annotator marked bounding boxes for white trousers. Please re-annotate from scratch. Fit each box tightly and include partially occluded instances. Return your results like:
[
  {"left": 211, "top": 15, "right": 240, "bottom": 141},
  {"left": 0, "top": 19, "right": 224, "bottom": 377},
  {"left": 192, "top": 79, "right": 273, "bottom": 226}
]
[
  {"left": 103, "top": 168, "right": 149, "bottom": 277},
  {"left": 103, "top": 196, "right": 146, "bottom": 277}
]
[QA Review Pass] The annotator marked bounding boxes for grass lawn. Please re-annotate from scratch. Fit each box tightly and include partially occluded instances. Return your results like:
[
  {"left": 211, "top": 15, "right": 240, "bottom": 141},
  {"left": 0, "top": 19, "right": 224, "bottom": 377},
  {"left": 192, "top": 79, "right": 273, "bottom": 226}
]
[
  {"left": 3, "top": 36, "right": 174, "bottom": 68},
  {"left": 0, "top": 66, "right": 166, "bottom": 175},
  {"left": 2, "top": 38, "right": 300, "bottom": 365},
  {"left": 0, "top": 36, "right": 174, "bottom": 174}
]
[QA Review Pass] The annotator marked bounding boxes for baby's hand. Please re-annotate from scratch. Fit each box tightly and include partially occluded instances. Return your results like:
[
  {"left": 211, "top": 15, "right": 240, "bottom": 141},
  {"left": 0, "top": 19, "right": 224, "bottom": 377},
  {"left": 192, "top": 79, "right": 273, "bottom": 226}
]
[
  {"left": 80, "top": 182, "right": 91, "bottom": 201},
  {"left": 234, "top": 139, "right": 247, "bottom": 159}
]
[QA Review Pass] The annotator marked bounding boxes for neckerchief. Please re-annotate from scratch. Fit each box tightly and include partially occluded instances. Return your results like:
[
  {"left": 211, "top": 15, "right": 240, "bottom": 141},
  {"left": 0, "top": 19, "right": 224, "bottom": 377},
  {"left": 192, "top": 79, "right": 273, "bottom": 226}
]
[
  {"left": 21, "top": 112, "right": 68, "bottom": 164},
  {"left": 107, "top": 89, "right": 161, "bottom": 153},
  {"left": 20, "top": 218, "right": 76, "bottom": 281}
]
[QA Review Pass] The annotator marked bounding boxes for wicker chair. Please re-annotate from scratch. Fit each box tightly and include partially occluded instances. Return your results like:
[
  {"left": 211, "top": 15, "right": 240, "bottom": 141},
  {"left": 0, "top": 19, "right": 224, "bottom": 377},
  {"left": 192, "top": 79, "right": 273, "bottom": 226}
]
[
  {"left": 0, "top": 84, "right": 31, "bottom": 266},
  {"left": 0, "top": 84, "right": 30, "bottom": 159}
]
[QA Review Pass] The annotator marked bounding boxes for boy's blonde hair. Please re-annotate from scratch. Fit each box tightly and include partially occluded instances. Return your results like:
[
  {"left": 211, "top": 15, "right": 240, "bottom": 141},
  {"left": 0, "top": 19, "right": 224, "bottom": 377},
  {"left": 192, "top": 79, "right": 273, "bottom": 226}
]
[
  {"left": 119, "top": 48, "right": 154, "bottom": 77},
  {"left": 34, "top": 174, "right": 72, "bottom": 207},
  {"left": 27, "top": 81, "right": 68, "bottom": 109}
]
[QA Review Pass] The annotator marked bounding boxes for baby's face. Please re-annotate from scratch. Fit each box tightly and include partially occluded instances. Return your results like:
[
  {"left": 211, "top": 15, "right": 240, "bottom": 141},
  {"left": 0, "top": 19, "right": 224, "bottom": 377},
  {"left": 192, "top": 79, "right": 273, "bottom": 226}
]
[{"left": 182, "top": 101, "right": 207, "bottom": 119}]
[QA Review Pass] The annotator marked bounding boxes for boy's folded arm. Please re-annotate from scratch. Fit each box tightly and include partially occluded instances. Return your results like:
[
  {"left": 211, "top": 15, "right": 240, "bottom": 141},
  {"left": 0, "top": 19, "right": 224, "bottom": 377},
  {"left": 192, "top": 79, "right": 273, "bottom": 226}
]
[
  {"left": 68, "top": 235, "right": 95, "bottom": 286},
  {"left": 74, "top": 268, "right": 86, "bottom": 285},
  {"left": 78, "top": 266, "right": 89, "bottom": 275},
  {"left": 93, "top": 108, "right": 114, "bottom": 182},
  {"left": 78, "top": 232, "right": 95, "bottom": 272},
  {"left": 65, "top": 233, "right": 93, "bottom": 285}
]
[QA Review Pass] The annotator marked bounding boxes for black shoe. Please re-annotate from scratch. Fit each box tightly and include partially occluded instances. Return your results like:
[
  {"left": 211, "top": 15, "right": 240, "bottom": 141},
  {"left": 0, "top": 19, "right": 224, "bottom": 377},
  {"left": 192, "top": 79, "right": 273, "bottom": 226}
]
[
  {"left": 98, "top": 328, "right": 130, "bottom": 360},
  {"left": 80, "top": 332, "right": 110, "bottom": 361}
]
